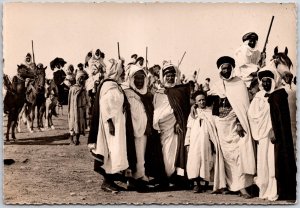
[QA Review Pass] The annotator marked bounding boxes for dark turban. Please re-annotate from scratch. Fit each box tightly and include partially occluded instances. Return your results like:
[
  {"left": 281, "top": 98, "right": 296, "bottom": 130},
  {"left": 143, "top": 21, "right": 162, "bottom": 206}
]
[
  {"left": 242, "top": 32, "right": 258, "bottom": 42},
  {"left": 258, "top": 70, "right": 274, "bottom": 81},
  {"left": 162, "top": 66, "right": 176, "bottom": 76},
  {"left": 216, "top": 56, "right": 235, "bottom": 69}
]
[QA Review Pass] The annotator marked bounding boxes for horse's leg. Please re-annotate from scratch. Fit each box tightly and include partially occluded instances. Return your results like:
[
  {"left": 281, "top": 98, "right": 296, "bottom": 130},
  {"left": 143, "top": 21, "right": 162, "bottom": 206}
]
[
  {"left": 44, "top": 100, "right": 49, "bottom": 130},
  {"left": 39, "top": 103, "right": 46, "bottom": 131},
  {"left": 17, "top": 105, "right": 25, "bottom": 133},
  {"left": 31, "top": 105, "right": 35, "bottom": 132},
  {"left": 6, "top": 113, "right": 12, "bottom": 141},
  {"left": 25, "top": 105, "right": 33, "bottom": 133},
  {"left": 11, "top": 108, "right": 20, "bottom": 141}
]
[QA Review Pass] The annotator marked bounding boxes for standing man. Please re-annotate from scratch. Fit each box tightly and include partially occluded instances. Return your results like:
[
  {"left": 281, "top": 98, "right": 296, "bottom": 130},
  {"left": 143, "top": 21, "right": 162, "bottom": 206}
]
[
  {"left": 210, "top": 56, "right": 256, "bottom": 198},
  {"left": 68, "top": 70, "right": 90, "bottom": 145},
  {"left": 88, "top": 58, "right": 136, "bottom": 193},
  {"left": 122, "top": 64, "right": 165, "bottom": 191},
  {"left": 153, "top": 62, "right": 190, "bottom": 188},
  {"left": 235, "top": 32, "right": 266, "bottom": 87}
]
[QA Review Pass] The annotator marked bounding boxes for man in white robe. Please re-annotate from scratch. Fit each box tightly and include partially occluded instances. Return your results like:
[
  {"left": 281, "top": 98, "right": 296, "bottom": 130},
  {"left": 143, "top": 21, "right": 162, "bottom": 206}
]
[
  {"left": 88, "top": 58, "right": 136, "bottom": 193},
  {"left": 248, "top": 69, "right": 278, "bottom": 201},
  {"left": 153, "top": 62, "right": 190, "bottom": 188},
  {"left": 122, "top": 65, "right": 149, "bottom": 184},
  {"left": 235, "top": 32, "right": 265, "bottom": 87},
  {"left": 210, "top": 56, "right": 256, "bottom": 198}
]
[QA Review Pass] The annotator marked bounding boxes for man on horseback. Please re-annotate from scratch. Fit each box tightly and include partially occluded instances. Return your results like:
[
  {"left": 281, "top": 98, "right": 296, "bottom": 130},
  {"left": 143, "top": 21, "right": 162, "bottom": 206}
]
[
  {"left": 234, "top": 32, "right": 266, "bottom": 88},
  {"left": 24, "top": 53, "right": 37, "bottom": 72}
]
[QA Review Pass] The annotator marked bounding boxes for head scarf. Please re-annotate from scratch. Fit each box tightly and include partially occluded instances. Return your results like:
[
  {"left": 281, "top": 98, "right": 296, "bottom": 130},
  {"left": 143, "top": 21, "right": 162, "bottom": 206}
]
[
  {"left": 106, "top": 58, "right": 124, "bottom": 81},
  {"left": 76, "top": 70, "right": 88, "bottom": 81},
  {"left": 127, "top": 64, "right": 148, "bottom": 95},
  {"left": 160, "top": 61, "right": 181, "bottom": 87},
  {"left": 257, "top": 67, "right": 277, "bottom": 93},
  {"left": 217, "top": 56, "right": 236, "bottom": 80}
]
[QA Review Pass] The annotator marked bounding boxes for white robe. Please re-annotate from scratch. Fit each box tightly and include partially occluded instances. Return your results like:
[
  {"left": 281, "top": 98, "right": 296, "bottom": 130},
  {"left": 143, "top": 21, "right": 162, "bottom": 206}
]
[
  {"left": 153, "top": 91, "right": 178, "bottom": 177},
  {"left": 248, "top": 90, "right": 278, "bottom": 201},
  {"left": 212, "top": 77, "right": 255, "bottom": 191},
  {"left": 123, "top": 88, "right": 148, "bottom": 180},
  {"left": 235, "top": 42, "right": 261, "bottom": 87},
  {"left": 185, "top": 108, "right": 226, "bottom": 191},
  {"left": 92, "top": 81, "right": 128, "bottom": 174}
]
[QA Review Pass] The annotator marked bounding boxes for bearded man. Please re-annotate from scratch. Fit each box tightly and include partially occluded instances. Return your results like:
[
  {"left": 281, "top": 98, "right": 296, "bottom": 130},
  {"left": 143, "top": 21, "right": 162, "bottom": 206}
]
[
  {"left": 153, "top": 62, "right": 190, "bottom": 188},
  {"left": 210, "top": 56, "right": 256, "bottom": 198}
]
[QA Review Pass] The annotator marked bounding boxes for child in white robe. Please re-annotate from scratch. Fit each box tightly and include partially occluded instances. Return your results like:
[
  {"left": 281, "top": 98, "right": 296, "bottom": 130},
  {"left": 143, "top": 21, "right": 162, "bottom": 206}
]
[{"left": 185, "top": 91, "right": 224, "bottom": 193}]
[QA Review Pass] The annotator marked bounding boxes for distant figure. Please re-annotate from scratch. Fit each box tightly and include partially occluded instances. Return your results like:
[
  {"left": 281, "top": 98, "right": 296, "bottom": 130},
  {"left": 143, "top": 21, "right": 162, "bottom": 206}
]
[
  {"left": 23, "top": 53, "right": 36, "bottom": 71},
  {"left": 202, "top": 78, "right": 210, "bottom": 93},
  {"left": 68, "top": 71, "right": 90, "bottom": 145}
]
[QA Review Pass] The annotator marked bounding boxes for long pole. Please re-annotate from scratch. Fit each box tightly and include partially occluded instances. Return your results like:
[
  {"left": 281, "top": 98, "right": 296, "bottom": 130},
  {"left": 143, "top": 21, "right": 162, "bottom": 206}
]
[
  {"left": 31, "top": 40, "right": 35, "bottom": 64},
  {"left": 117, "top": 42, "right": 120, "bottom": 59},
  {"left": 145, "top": 47, "right": 148, "bottom": 69},
  {"left": 178, "top": 51, "right": 186, "bottom": 67}
]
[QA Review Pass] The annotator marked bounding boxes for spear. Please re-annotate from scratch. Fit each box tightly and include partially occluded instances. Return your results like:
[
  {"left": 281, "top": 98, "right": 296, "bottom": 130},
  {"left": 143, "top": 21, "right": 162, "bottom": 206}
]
[
  {"left": 31, "top": 40, "right": 36, "bottom": 65},
  {"left": 117, "top": 42, "right": 120, "bottom": 59},
  {"left": 145, "top": 46, "right": 148, "bottom": 69},
  {"left": 178, "top": 51, "right": 186, "bottom": 68}
]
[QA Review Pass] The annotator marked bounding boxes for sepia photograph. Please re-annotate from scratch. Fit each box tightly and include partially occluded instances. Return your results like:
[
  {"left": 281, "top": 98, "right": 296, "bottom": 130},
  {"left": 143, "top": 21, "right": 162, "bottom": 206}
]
[{"left": 2, "top": 2, "right": 297, "bottom": 205}]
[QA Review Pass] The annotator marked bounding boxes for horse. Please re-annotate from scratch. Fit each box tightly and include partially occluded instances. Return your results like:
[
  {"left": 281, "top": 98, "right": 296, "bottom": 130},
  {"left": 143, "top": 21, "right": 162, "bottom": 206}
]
[
  {"left": 4, "top": 65, "right": 35, "bottom": 141},
  {"left": 23, "top": 64, "right": 46, "bottom": 132},
  {"left": 248, "top": 46, "right": 294, "bottom": 100}
]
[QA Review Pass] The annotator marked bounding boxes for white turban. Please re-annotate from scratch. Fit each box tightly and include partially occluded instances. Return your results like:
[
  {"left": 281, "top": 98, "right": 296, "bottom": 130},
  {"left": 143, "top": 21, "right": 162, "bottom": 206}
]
[{"left": 127, "top": 64, "right": 148, "bottom": 95}]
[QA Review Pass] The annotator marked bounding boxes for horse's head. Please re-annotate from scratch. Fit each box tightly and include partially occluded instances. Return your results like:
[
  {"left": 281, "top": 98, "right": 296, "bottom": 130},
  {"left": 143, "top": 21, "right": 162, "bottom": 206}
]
[
  {"left": 17, "top": 64, "right": 35, "bottom": 79},
  {"left": 272, "top": 46, "right": 293, "bottom": 77}
]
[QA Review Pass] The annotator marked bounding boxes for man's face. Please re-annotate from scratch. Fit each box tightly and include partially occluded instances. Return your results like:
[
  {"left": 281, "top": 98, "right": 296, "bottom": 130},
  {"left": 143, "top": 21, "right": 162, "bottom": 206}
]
[
  {"left": 220, "top": 63, "right": 233, "bottom": 79},
  {"left": 26, "top": 57, "right": 31, "bottom": 63},
  {"left": 195, "top": 94, "right": 206, "bottom": 109},
  {"left": 133, "top": 71, "right": 146, "bottom": 89},
  {"left": 139, "top": 59, "right": 144, "bottom": 66},
  {"left": 165, "top": 72, "right": 176, "bottom": 84},
  {"left": 248, "top": 38, "right": 257, "bottom": 49},
  {"left": 261, "top": 77, "right": 272, "bottom": 92}
]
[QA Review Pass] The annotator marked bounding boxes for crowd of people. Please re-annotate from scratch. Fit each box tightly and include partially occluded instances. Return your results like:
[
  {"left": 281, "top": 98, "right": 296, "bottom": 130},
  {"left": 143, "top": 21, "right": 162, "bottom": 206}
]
[{"left": 4, "top": 31, "right": 297, "bottom": 202}]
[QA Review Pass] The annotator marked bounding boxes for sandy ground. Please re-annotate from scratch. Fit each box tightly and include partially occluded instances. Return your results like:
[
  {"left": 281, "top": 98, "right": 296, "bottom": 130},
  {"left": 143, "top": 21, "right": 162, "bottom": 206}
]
[{"left": 3, "top": 107, "right": 295, "bottom": 205}]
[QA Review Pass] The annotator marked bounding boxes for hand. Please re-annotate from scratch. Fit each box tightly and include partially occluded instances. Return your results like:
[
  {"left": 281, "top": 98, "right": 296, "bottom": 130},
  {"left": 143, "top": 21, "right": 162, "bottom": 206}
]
[
  {"left": 88, "top": 143, "right": 96, "bottom": 150},
  {"left": 186, "top": 145, "right": 190, "bottom": 153},
  {"left": 270, "top": 137, "right": 276, "bottom": 144},
  {"left": 108, "top": 119, "right": 115, "bottom": 136},
  {"left": 174, "top": 123, "right": 183, "bottom": 134},
  {"left": 190, "top": 105, "right": 198, "bottom": 119},
  {"left": 236, "top": 123, "right": 246, "bottom": 138}
]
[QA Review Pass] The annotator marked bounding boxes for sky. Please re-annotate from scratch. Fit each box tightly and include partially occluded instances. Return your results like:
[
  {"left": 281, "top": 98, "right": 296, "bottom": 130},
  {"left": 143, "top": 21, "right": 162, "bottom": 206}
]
[{"left": 3, "top": 2, "right": 297, "bottom": 84}]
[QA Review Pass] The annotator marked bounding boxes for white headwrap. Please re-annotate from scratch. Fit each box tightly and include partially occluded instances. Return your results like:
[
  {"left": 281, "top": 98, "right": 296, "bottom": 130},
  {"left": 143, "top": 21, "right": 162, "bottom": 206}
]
[
  {"left": 160, "top": 61, "right": 181, "bottom": 87},
  {"left": 106, "top": 58, "right": 124, "bottom": 81},
  {"left": 127, "top": 65, "right": 148, "bottom": 95},
  {"left": 257, "top": 67, "right": 277, "bottom": 93},
  {"left": 218, "top": 63, "right": 235, "bottom": 81}
]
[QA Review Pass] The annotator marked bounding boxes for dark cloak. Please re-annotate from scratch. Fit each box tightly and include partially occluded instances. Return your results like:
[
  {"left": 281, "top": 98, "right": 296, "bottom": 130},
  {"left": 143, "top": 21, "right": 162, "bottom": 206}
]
[
  {"left": 268, "top": 88, "right": 297, "bottom": 201},
  {"left": 164, "top": 84, "right": 190, "bottom": 170},
  {"left": 128, "top": 89, "right": 166, "bottom": 180},
  {"left": 88, "top": 79, "right": 137, "bottom": 173}
]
